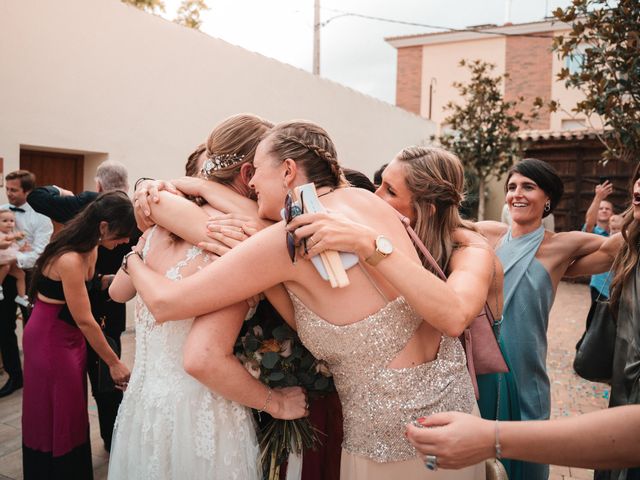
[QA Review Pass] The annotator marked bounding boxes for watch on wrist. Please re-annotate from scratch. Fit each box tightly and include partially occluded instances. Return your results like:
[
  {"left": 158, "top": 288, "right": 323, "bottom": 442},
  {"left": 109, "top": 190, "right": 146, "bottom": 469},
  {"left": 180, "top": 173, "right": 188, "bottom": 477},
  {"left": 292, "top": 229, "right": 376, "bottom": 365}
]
[
  {"left": 121, "top": 250, "right": 142, "bottom": 274},
  {"left": 365, "top": 235, "right": 393, "bottom": 266}
]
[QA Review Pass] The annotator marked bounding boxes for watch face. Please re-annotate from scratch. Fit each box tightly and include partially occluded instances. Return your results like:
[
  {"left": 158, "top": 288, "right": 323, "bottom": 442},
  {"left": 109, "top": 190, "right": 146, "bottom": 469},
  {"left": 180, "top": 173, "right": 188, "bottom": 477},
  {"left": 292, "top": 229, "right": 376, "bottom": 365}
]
[{"left": 377, "top": 236, "right": 393, "bottom": 255}]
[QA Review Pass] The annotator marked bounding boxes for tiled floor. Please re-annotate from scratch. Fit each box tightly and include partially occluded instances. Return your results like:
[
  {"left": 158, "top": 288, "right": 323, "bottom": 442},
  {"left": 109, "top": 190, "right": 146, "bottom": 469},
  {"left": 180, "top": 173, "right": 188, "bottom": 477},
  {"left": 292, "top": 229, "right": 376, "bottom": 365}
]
[{"left": 0, "top": 282, "right": 608, "bottom": 479}]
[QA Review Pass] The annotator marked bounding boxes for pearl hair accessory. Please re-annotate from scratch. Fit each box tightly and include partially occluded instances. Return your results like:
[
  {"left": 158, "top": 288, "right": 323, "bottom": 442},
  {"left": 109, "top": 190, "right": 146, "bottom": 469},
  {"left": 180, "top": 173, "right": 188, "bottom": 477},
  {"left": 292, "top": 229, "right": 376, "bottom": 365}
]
[{"left": 201, "top": 153, "right": 245, "bottom": 177}]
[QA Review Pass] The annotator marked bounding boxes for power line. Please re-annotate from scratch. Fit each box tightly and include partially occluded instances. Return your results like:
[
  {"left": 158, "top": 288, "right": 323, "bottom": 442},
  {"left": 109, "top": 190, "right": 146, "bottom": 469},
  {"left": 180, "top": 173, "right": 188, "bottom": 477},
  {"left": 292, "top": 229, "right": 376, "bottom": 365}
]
[{"left": 319, "top": 6, "right": 559, "bottom": 39}]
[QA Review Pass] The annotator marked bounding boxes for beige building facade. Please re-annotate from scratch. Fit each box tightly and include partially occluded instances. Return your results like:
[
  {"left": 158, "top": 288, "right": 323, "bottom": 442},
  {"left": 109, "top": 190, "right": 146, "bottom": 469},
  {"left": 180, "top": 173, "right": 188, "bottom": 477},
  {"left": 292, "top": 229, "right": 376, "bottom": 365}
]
[
  {"left": 0, "top": 0, "right": 434, "bottom": 202},
  {"left": 386, "top": 20, "right": 602, "bottom": 222}
]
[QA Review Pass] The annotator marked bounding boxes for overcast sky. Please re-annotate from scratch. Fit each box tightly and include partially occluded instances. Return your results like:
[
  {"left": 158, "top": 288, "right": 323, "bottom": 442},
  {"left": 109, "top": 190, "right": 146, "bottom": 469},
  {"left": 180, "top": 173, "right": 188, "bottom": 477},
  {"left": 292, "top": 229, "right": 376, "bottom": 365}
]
[{"left": 162, "top": 0, "right": 573, "bottom": 104}]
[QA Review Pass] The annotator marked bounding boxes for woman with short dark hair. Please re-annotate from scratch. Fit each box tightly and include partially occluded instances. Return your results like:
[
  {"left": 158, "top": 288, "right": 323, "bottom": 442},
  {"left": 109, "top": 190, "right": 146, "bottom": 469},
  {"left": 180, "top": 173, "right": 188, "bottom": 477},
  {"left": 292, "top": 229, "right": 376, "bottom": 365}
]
[{"left": 475, "top": 158, "right": 606, "bottom": 480}]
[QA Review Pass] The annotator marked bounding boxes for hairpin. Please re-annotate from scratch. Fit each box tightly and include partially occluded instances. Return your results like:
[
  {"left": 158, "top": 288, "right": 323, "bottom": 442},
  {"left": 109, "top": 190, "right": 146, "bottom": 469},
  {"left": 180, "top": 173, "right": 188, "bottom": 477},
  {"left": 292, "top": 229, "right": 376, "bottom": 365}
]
[{"left": 201, "top": 153, "right": 245, "bottom": 176}]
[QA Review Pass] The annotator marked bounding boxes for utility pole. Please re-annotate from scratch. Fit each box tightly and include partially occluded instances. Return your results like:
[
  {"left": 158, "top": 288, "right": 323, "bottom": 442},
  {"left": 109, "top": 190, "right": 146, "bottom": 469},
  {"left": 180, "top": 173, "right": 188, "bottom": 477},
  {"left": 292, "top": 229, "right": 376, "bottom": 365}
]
[{"left": 313, "top": 0, "right": 320, "bottom": 75}]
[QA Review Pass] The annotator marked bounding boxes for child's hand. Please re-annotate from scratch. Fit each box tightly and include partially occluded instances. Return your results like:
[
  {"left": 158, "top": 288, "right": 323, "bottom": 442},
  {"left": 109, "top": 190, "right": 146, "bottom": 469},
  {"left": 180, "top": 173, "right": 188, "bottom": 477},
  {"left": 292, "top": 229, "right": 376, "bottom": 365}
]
[
  {"left": 19, "top": 241, "right": 32, "bottom": 252},
  {"left": 13, "top": 231, "right": 25, "bottom": 240}
]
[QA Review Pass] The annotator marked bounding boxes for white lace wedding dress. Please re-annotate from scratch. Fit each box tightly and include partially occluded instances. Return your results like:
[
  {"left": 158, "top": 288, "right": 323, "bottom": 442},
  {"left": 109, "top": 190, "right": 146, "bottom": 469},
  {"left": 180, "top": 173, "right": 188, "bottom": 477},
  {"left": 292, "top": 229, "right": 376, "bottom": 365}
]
[{"left": 108, "top": 228, "right": 260, "bottom": 480}]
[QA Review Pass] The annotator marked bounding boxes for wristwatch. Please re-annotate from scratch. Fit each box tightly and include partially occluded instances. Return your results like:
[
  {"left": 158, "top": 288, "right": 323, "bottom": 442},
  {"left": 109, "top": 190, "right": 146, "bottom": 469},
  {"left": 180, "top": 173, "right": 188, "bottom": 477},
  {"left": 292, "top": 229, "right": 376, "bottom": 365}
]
[
  {"left": 121, "top": 250, "right": 142, "bottom": 274},
  {"left": 365, "top": 235, "right": 393, "bottom": 266}
]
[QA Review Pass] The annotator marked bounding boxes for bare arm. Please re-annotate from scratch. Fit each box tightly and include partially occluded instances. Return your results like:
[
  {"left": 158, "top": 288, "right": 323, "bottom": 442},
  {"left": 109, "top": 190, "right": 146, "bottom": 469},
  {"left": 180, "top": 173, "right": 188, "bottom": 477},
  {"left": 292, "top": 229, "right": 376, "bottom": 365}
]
[
  {"left": 288, "top": 213, "right": 494, "bottom": 337},
  {"left": 558, "top": 230, "right": 610, "bottom": 261},
  {"left": 406, "top": 406, "right": 640, "bottom": 470},
  {"left": 566, "top": 233, "right": 623, "bottom": 277},
  {"left": 125, "top": 223, "right": 292, "bottom": 322},
  {"left": 147, "top": 191, "right": 215, "bottom": 246},
  {"left": 584, "top": 181, "right": 613, "bottom": 233},
  {"left": 182, "top": 302, "right": 306, "bottom": 420},
  {"left": 171, "top": 177, "right": 258, "bottom": 217},
  {"left": 57, "top": 254, "right": 130, "bottom": 383},
  {"left": 109, "top": 268, "right": 137, "bottom": 303}
]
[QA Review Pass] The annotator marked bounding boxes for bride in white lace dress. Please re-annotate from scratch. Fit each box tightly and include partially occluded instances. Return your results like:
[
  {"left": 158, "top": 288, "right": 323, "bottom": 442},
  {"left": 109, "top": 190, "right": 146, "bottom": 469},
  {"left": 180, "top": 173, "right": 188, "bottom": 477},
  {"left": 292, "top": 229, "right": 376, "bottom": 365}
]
[
  {"left": 106, "top": 114, "right": 307, "bottom": 479},
  {"left": 107, "top": 225, "right": 261, "bottom": 479}
]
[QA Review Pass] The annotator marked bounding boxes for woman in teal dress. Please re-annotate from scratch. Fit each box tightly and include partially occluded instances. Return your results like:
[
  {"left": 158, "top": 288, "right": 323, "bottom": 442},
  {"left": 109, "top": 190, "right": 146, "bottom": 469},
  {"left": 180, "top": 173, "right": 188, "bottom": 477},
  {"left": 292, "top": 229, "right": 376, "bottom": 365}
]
[{"left": 476, "top": 158, "right": 608, "bottom": 480}]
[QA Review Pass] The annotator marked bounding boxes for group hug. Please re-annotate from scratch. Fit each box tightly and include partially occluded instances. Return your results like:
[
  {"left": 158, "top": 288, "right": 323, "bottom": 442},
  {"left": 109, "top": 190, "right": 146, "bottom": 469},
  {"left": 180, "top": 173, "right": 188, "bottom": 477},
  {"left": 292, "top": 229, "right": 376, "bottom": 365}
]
[{"left": 17, "top": 114, "right": 640, "bottom": 480}]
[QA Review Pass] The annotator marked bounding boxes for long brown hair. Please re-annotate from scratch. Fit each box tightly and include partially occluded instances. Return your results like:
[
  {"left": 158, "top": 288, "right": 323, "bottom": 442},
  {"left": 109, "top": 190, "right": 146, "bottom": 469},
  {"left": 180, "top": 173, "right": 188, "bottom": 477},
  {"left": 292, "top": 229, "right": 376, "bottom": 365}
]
[
  {"left": 396, "top": 146, "right": 476, "bottom": 274},
  {"left": 609, "top": 164, "right": 640, "bottom": 314},
  {"left": 264, "top": 120, "right": 346, "bottom": 189},
  {"left": 29, "top": 191, "right": 135, "bottom": 300}
]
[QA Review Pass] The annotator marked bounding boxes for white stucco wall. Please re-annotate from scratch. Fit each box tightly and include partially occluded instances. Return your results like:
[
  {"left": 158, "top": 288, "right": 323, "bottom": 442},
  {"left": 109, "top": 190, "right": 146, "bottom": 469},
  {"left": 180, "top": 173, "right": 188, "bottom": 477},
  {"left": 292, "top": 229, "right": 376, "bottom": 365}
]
[{"left": 0, "top": 0, "right": 434, "bottom": 200}]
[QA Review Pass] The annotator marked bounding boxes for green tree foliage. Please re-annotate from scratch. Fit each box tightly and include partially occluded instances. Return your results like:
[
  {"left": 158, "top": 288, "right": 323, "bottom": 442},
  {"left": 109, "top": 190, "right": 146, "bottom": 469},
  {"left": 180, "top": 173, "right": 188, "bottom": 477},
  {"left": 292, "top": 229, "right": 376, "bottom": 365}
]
[
  {"left": 552, "top": 0, "right": 640, "bottom": 163},
  {"left": 121, "top": 0, "right": 165, "bottom": 14},
  {"left": 435, "top": 60, "right": 533, "bottom": 220},
  {"left": 174, "top": 0, "right": 210, "bottom": 30}
]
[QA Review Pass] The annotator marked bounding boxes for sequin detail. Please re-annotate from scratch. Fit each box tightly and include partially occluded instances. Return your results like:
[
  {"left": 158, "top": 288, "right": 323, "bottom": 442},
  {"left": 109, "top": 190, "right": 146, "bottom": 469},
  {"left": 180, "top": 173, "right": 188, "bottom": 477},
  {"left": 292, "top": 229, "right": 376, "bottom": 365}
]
[{"left": 289, "top": 292, "right": 476, "bottom": 463}]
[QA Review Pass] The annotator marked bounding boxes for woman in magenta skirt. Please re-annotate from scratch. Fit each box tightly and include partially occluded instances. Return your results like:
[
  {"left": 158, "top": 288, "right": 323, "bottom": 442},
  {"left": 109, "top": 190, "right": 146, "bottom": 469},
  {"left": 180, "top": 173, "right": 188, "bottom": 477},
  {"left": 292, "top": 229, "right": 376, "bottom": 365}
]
[{"left": 22, "top": 191, "right": 135, "bottom": 479}]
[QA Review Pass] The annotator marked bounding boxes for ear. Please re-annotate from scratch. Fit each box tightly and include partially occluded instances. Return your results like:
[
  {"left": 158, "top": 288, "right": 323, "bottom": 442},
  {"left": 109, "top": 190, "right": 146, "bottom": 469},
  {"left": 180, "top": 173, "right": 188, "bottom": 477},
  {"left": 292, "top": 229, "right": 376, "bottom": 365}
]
[
  {"left": 282, "top": 158, "right": 298, "bottom": 189},
  {"left": 95, "top": 179, "right": 103, "bottom": 193},
  {"left": 239, "top": 163, "right": 254, "bottom": 187},
  {"left": 99, "top": 220, "right": 108, "bottom": 238}
]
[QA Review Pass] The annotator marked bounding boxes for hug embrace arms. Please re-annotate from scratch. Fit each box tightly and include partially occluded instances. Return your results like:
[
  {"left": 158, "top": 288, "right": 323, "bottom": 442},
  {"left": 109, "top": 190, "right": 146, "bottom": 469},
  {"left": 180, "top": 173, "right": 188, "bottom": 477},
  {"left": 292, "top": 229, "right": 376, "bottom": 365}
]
[{"left": 125, "top": 123, "right": 490, "bottom": 479}]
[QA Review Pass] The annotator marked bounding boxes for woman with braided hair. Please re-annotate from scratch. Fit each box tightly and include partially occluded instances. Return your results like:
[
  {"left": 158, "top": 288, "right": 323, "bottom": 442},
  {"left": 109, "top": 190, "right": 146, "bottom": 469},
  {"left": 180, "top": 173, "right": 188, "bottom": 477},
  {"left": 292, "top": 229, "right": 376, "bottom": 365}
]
[
  {"left": 287, "top": 145, "right": 523, "bottom": 478},
  {"left": 127, "top": 121, "right": 485, "bottom": 479}
]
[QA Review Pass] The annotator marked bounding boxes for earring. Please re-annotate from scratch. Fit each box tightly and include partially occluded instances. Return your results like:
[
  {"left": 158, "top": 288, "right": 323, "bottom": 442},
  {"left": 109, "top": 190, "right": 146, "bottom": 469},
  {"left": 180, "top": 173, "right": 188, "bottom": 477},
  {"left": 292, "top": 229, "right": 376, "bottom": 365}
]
[
  {"left": 98, "top": 236, "right": 102, "bottom": 244},
  {"left": 544, "top": 201, "right": 551, "bottom": 212}
]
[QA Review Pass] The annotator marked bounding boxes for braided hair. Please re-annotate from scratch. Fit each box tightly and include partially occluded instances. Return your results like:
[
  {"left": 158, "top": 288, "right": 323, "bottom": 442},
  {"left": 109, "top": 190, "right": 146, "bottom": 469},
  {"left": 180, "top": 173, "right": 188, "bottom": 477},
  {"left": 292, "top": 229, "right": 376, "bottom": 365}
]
[
  {"left": 265, "top": 121, "right": 345, "bottom": 189},
  {"left": 396, "top": 146, "right": 476, "bottom": 273}
]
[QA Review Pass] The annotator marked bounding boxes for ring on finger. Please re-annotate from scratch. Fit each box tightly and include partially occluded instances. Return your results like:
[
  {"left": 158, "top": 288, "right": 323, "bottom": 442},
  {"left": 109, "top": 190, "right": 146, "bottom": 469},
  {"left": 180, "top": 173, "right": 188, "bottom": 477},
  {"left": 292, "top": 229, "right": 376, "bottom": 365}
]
[
  {"left": 424, "top": 455, "right": 438, "bottom": 471},
  {"left": 308, "top": 237, "right": 316, "bottom": 247}
]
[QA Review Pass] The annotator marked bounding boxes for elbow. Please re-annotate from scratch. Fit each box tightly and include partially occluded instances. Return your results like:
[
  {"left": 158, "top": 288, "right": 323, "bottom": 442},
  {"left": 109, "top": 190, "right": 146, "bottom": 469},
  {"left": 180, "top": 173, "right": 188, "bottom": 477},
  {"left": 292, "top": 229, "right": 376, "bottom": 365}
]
[
  {"left": 183, "top": 351, "right": 223, "bottom": 384},
  {"left": 442, "top": 319, "right": 467, "bottom": 339},
  {"left": 109, "top": 285, "right": 128, "bottom": 304},
  {"left": 183, "top": 351, "right": 206, "bottom": 380},
  {"left": 147, "top": 295, "right": 172, "bottom": 323},
  {"left": 440, "top": 309, "right": 468, "bottom": 338}
]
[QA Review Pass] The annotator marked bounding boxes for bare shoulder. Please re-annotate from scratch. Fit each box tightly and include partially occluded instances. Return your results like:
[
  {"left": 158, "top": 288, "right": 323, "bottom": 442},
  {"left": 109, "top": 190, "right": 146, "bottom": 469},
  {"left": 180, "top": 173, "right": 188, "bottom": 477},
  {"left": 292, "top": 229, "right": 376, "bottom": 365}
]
[
  {"left": 53, "top": 252, "right": 87, "bottom": 280},
  {"left": 453, "top": 227, "right": 489, "bottom": 246},
  {"left": 475, "top": 221, "right": 508, "bottom": 245},
  {"left": 56, "top": 251, "right": 84, "bottom": 270}
]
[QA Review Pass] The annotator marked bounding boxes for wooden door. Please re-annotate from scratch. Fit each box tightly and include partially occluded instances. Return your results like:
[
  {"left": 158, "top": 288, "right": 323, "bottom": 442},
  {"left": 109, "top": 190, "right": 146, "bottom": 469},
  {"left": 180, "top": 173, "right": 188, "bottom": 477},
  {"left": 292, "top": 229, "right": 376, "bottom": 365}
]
[
  {"left": 20, "top": 149, "right": 84, "bottom": 192},
  {"left": 20, "top": 150, "right": 85, "bottom": 232}
]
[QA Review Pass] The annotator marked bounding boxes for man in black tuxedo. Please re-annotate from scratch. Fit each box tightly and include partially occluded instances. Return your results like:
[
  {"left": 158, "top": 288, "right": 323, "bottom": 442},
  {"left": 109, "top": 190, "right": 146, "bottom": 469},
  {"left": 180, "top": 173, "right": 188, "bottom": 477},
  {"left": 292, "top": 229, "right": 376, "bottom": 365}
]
[{"left": 27, "top": 160, "right": 139, "bottom": 451}]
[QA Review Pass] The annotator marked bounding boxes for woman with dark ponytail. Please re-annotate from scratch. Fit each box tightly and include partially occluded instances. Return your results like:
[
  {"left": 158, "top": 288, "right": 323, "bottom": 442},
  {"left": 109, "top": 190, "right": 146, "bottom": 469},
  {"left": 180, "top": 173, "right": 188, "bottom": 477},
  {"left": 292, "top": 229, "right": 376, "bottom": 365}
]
[{"left": 22, "top": 191, "right": 135, "bottom": 479}]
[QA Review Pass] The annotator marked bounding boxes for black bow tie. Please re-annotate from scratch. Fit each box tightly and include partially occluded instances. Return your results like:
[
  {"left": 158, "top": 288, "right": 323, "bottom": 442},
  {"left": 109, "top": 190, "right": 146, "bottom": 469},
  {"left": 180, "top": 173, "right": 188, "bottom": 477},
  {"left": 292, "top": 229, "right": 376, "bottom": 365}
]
[{"left": 9, "top": 206, "right": 25, "bottom": 213}]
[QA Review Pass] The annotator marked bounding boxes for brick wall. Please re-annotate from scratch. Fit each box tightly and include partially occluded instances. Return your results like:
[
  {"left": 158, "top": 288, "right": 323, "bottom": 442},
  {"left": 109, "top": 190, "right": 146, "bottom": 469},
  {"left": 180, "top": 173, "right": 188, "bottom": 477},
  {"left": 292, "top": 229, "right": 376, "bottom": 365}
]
[
  {"left": 395, "top": 46, "right": 423, "bottom": 115},
  {"left": 505, "top": 34, "right": 553, "bottom": 130}
]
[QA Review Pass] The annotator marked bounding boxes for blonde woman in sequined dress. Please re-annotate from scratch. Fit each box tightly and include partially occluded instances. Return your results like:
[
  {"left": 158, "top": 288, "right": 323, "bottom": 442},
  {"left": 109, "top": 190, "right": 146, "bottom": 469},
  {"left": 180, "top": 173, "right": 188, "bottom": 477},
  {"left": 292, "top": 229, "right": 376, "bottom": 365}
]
[{"left": 125, "top": 120, "right": 486, "bottom": 479}]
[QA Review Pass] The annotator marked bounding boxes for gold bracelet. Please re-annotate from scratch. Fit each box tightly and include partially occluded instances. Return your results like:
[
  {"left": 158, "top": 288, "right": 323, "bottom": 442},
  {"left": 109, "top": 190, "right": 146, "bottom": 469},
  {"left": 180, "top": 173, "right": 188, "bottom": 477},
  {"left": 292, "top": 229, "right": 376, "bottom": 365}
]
[{"left": 259, "top": 388, "right": 273, "bottom": 413}]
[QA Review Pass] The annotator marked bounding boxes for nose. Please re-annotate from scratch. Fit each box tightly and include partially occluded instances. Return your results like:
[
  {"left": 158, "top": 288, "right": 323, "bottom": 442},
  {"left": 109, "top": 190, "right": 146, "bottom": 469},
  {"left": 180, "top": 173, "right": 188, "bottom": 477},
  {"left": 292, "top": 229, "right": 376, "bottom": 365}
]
[{"left": 374, "top": 186, "right": 383, "bottom": 198}]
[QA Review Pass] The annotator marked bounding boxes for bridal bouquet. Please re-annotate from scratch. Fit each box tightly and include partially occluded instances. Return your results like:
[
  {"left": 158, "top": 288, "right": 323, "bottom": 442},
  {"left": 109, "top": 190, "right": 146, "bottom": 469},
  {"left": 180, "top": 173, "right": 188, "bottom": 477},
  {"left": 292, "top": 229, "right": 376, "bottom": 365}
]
[{"left": 235, "top": 301, "right": 335, "bottom": 479}]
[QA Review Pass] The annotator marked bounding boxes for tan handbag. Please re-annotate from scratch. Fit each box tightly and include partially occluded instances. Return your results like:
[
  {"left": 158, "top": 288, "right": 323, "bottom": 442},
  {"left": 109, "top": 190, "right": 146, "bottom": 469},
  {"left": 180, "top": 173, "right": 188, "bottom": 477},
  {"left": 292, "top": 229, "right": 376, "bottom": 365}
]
[
  {"left": 486, "top": 459, "right": 509, "bottom": 480},
  {"left": 398, "top": 215, "right": 509, "bottom": 398}
]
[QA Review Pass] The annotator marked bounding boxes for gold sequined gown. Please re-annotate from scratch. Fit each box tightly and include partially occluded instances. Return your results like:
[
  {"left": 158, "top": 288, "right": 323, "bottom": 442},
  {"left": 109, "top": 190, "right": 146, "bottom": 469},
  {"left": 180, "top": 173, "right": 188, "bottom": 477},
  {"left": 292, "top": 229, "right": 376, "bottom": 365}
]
[{"left": 289, "top": 291, "right": 485, "bottom": 480}]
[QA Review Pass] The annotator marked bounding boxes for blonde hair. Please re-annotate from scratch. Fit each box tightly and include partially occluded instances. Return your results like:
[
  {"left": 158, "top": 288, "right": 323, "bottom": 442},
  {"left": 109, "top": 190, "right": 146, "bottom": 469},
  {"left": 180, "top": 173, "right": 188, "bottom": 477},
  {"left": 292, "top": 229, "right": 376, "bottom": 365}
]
[
  {"left": 609, "top": 166, "right": 640, "bottom": 314},
  {"left": 204, "top": 114, "right": 274, "bottom": 184},
  {"left": 395, "top": 146, "right": 476, "bottom": 274},
  {"left": 264, "top": 120, "right": 346, "bottom": 189}
]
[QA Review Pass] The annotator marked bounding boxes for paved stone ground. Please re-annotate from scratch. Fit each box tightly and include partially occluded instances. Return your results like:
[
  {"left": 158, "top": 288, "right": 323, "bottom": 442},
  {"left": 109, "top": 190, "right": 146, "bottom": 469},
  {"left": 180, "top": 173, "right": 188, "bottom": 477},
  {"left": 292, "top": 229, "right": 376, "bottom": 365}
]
[{"left": 0, "top": 281, "right": 608, "bottom": 479}]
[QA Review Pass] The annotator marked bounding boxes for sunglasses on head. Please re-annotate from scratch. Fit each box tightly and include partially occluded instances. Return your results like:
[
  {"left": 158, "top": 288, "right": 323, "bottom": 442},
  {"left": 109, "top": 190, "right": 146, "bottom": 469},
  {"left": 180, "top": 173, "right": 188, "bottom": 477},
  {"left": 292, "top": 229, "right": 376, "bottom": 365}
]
[{"left": 285, "top": 190, "right": 305, "bottom": 263}]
